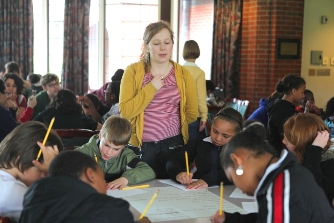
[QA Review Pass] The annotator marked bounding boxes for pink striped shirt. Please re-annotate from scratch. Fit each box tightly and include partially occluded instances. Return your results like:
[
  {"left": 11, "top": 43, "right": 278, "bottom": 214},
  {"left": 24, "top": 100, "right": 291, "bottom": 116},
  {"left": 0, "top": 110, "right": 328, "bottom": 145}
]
[{"left": 142, "top": 67, "right": 181, "bottom": 142}]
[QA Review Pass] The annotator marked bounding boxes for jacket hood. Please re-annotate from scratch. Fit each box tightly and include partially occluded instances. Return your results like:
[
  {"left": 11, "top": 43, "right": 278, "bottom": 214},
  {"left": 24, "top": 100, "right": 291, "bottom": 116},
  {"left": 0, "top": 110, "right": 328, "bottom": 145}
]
[
  {"left": 266, "top": 99, "right": 294, "bottom": 116},
  {"left": 259, "top": 98, "right": 269, "bottom": 107}
]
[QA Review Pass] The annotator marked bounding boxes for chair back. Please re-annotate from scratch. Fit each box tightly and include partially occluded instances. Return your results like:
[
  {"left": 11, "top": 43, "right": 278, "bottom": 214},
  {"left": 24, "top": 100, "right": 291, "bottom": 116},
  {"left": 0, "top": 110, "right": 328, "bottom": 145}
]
[
  {"left": 55, "top": 129, "right": 99, "bottom": 149},
  {"left": 238, "top": 100, "right": 249, "bottom": 118},
  {"left": 225, "top": 98, "right": 249, "bottom": 118},
  {"left": 0, "top": 216, "right": 10, "bottom": 223}
]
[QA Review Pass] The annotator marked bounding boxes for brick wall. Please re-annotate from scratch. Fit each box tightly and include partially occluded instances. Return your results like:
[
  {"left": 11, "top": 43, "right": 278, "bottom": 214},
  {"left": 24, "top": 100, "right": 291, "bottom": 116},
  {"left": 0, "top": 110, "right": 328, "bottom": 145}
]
[{"left": 239, "top": 0, "right": 304, "bottom": 117}]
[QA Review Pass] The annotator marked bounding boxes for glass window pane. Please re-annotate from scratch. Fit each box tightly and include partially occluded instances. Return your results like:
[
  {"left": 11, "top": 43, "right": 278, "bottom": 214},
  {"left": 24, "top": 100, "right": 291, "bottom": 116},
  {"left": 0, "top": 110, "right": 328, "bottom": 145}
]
[
  {"left": 49, "top": 0, "right": 64, "bottom": 77},
  {"left": 104, "top": 1, "right": 158, "bottom": 81},
  {"left": 89, "top": 0, "right": 100, "bottom": 90}
]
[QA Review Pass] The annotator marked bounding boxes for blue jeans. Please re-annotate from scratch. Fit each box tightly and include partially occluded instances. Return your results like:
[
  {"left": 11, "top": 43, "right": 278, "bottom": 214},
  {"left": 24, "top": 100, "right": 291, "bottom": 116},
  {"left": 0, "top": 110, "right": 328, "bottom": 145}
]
[{"left": 188, "top": 118, "right": 200, "bottom": 142}]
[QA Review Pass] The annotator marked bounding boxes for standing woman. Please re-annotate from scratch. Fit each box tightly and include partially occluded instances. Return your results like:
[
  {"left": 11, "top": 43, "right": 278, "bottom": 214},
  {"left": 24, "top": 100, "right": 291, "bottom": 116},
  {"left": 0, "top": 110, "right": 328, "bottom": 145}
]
[
  {"left": 182, "top": 40, "right": 208, "bottom": 141},
  {"left": 119, "top": 21, "right": 198, "bottom": 179},
  {"left": 267, "top": 74, "right": 306, "bottom": 152},
  {"left": 3, "top": 73, "right": 27, "bottom": 121}
]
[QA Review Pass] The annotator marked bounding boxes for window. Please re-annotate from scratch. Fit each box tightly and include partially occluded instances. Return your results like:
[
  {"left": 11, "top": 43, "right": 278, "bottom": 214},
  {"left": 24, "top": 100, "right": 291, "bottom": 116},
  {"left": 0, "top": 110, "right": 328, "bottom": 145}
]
[
  {"left": 33, "top": 0, "right": 64, "bottom": 78},
  {"left": 178, "top": 0, "right": 214, "bottom": 79},
  {"left": 33, "top": 0, "right": 158, "bottom": 90}
]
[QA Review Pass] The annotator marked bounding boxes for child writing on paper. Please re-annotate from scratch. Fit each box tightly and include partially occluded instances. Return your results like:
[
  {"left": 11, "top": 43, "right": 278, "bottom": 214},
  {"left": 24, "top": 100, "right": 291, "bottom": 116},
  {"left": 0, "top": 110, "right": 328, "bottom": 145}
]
[
  {"left": 0, "top": 121, "right": 61, "bottom": 222},
  {"left": 166, "top": 107, "right": 243, "bottom": 189},
  {"left": 76, "top": 116, "right": 155, "bottom": 189},
  {"left": 210, "top": 131, "right": 334, "bottom": 223},
  {"left": 20, "top": 151, "right": 151, "bottom": 223}
]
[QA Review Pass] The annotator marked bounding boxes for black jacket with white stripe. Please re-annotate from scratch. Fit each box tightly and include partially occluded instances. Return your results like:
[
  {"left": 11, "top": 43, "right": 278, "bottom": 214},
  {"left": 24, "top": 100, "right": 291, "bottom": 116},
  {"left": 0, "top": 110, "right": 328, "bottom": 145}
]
[{"left": 224, "top": 149, "right": 334, "bottom": 223}]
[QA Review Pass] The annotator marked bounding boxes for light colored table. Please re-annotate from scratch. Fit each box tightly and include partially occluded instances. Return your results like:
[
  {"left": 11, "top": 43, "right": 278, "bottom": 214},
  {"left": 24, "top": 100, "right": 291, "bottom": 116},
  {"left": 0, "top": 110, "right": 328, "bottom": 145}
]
[{"left": 125, "top": 180, "right": 253, "bottom": 223}]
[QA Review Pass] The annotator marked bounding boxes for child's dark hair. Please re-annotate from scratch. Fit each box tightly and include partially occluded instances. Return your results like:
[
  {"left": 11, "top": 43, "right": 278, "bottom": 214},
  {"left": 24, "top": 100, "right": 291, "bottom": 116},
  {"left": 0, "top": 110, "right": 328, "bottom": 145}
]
[
  {"left": 324, "top": 97, "right": 334, "bottom": 119},
  {"left": 51, "top": 89, "right": 82, "bottom": 114},
  {"left": 5, "top": 61, "right": 20, "bottom": 75},
  {"left": 101, "top": 116, "right": 132, "bottom": 146},
  {"left": 0, "top": 121, "right": 63, "bottom": 173},
  {"left": 110, "top": 81, "right": 121, "bottom": 103},
  {"left": 214, "top": 107, "right": 243, "bottom": 132},
  {"left": 221, "top": 131, "right": 276, "bottom": 170},
  {"left": 243, "top": 120, "right": 267, "bottom": 140},
  {"left": 49, "top": 151, "right": 98, "bottom": 179},
  {"left": 27, "top": 73, "right": 42, "bottom": 84},
  {"left": 267, "top": 91, "right": 283, "bottom": 103},
  {"left": 0, "top": 79, "right": 5, "bottom": 94},
  {"left": 111, "top": 69, "right": 124, "bottom": 82},
  {"left": 275, "top": 74, "right": 306, "bottom": 95},
  {"left": 3, "top": 73, "right": 25, "bottom": 94},
  {"left": 206, "top": 80, "right": 215, "bottom": 92},
  {"left": 85, "top": 94, "right": 101, "bottom": 109}
]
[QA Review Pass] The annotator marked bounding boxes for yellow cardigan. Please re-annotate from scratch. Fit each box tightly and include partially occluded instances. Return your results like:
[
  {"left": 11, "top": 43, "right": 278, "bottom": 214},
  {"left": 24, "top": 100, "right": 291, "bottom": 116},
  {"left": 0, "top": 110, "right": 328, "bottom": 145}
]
[
  {"left": 183, "top": 62, "right": 208, "bottom": 122},
  {"left": 119, "top": 60, "right": 198, "bottom": 147}
]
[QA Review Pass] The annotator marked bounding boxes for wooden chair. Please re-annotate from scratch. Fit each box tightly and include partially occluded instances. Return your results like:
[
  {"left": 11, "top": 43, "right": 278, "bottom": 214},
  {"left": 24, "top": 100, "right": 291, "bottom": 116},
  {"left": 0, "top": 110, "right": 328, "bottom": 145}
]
[
  {"left": 0, "top": 216, "right": 10, "bottom": 223},
  {"left": 55, "top": 129, "right": 100, "bottom": 150}
]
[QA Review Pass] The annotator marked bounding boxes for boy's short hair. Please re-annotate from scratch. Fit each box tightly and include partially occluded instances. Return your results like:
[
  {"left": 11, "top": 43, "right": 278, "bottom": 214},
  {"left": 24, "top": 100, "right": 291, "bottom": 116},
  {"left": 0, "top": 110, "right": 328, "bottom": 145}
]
[
  {"left": 41, "top": 73, "right": 59, "bottom": 86},
  {"left": 100, "top": 116, "right": 131, "bottom": 146},
  {"left": 183, "top": 40, "right": 200, "bottom": 60},
  {"left": 0, "top": 121, "right": 63, "bottom": 173},
  {"left": 49, "top": 151, "right": 98, "bottom": 178}
]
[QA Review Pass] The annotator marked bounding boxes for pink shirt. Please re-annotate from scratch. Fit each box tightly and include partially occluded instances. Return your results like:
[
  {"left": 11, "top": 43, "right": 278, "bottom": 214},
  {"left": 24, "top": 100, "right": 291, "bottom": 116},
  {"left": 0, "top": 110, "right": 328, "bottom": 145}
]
[{"left": 142, "top": 67, "right": 181, "bottom": 142}]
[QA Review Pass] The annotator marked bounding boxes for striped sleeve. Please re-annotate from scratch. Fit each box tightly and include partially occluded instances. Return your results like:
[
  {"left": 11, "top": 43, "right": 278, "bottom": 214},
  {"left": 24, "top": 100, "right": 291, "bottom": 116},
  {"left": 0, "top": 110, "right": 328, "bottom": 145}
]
[{"left": 266, "top": 170, "right": 290, "bottom": 223}]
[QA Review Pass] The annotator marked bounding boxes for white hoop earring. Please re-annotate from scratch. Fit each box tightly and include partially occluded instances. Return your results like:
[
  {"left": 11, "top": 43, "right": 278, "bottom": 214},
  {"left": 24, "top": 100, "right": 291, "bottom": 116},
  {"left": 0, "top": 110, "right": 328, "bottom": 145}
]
[{"left": 236, "top": 166, "right": 243, "bottom": 175}]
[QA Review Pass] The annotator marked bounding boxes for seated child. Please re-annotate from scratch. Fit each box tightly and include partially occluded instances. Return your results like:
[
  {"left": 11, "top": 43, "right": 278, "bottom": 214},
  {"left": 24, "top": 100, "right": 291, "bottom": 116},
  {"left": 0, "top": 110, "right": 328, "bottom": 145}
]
[
  {"left": 211, "top": 131, "right": 334, "bottom": 223},
  {"left": 80, "top": 93, "right": 110, "bottom": 123},
  {"left": 0, "top": 121, "right": 62, "bottom": 222},
  {"left": 283, "top": 113, "right": 334, "bottom": 205},
  {"left": 19, "top": 151, "right": 151, "bottom": 223},
  {"left": 32, "top": 73, "right": 61, "bottom": 119},
  {"left": 166, "top": 107, "right": 243, "bottom": 189},
  {"left": 75, "top": 116, "right": 155, "bottom": 189},
  {"left": 101, "top": 81, "right": 121, "bottom": 123}
]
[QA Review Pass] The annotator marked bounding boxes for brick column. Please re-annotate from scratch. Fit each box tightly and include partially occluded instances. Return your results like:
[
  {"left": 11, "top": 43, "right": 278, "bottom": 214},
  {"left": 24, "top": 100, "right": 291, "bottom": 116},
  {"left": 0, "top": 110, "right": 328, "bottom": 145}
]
[{"left": 239, "top": 0, "right": 304, "bottom": 117}]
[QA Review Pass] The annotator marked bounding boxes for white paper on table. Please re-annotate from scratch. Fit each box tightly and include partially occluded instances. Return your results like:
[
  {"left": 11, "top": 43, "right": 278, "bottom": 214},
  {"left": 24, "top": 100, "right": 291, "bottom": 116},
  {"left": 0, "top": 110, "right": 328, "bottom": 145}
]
[
  {"left": 242, "top": 202, "right": 258, "bottom": 213},
  {"left": 123, "top": 186, "right": 248, "bottom": 222},
  {"left": 229, "top": 187, "right": 254, "bottom": 199},
  {"left": 106, "top": 188, "right": 148, "bottom": 198},
  {"left": 158, "top": 179, "right": 218, "bottom": 191}
]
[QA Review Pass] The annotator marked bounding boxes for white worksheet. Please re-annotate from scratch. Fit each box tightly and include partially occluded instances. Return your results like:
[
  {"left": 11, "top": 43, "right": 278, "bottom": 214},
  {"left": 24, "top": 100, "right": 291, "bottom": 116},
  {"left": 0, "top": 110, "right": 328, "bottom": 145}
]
[
  {"left": 122, "top": 187, "right": 248, "bottom": 222},
  {"left": 229, "top": 187, "right": 254, "bottom": 199},
  {"left": 158, "top": 179, "right": 218, "bottom": 191},
  {"left": 106, "top": 189, "right": 148, "bottom": 198},
  {"left": 242, "top": 202, "right": 258, "bottom": 213}
]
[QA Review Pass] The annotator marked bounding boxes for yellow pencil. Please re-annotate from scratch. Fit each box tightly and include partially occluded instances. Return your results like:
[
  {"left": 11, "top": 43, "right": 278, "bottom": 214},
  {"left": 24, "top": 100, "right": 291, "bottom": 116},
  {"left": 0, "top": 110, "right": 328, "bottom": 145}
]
[
  {"left": 121, "top": 184, "right": 149, "bottom": 190},
  {"left": 36, "top": 117, "right": 55, "bottom": 160},
  {"left": 139, "top": 190, "right": 159, "bottom": 220},
  {"left": 219, "top": 182, "right": 224, "bottom": 215},
  {"left": 185, "top": 151, "right": 189, "bottom": 176},
  {"left": 94, "top": 153, "right": 98, "bottom": 163}
]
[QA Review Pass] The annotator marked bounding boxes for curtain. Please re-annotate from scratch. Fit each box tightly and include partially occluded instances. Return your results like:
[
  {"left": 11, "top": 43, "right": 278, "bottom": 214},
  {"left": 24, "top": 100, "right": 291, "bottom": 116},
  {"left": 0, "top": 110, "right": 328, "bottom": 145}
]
[
  {"left": 0, "top": 0, "right": 33, "bottom": 78},
  {"left": 211, "top": 0, "right": 241, "bottom": 99},
  {"left": 62, "top": 0, "right": 90, "bottom": 95}
]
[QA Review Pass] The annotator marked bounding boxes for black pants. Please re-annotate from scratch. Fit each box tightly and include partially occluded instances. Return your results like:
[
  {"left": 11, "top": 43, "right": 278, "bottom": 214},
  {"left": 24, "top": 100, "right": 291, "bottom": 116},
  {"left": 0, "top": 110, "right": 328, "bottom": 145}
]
[{"left": 128, "top": 134, "right": 184, "bottom": 179}]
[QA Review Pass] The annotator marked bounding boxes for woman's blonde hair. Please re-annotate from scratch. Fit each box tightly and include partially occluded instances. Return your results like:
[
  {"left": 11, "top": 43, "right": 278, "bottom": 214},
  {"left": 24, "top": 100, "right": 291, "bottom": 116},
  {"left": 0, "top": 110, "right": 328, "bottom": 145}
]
[
  {"left": 284, "top": 113, "right": 331, "bottom": 163},
  {"left": 139, "top": 20, "right": 174, "bottom": 73}
]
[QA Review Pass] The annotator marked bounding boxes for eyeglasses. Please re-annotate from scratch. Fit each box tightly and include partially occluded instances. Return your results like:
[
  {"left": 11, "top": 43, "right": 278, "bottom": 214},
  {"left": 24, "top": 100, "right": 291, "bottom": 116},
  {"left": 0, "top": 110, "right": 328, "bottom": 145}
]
[
  {"left": 103, "top": 90, "right": 111, "bottom": 95},
  {"left": 48, "top": 82, "right": 60, "bottom": 88}
]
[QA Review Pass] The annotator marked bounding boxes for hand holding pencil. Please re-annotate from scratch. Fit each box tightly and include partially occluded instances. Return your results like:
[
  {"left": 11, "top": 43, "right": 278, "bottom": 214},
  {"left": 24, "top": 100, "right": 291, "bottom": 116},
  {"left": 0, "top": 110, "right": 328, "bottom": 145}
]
[{"left": 32, "top": 142, "right": 59, "bottom": 172}]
